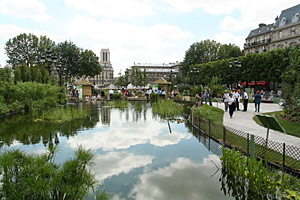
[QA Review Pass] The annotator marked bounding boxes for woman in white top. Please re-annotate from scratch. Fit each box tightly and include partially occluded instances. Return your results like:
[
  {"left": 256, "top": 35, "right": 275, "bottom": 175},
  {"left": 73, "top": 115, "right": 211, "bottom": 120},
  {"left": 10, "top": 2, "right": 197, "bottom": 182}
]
[{"left": 228, "top": 93, "right": 235, "bottom": 118}]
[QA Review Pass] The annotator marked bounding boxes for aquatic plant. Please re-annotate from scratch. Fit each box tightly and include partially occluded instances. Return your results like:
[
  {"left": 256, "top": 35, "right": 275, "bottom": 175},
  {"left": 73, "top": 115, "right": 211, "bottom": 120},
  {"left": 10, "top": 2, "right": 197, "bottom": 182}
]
[
  {"left": 0, "top": 146, "right": 108, "bottom": 200},
  {"left": 220, "top": 148, "right": 300, "bottom": 200},
  {"left": 33, "top": 106, "right": 89, "bottom": 123},
  {"left": 151, "top": 99, "right": 184, "bottom": 119},
  {"left": 106, "top": 100, "right": 128, "bottom": 110}
]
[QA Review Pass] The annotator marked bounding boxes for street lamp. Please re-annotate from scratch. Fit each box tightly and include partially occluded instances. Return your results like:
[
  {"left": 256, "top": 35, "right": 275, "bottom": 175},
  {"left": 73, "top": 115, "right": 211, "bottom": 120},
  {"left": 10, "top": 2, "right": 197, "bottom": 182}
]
[
  {"left": 190, "top": 66, "right": 199, "bottom": 86},
  {"left": 40, "top": 48, "right": 57, "bottom": 75},
  {"left": 229, "top": 58, "right": 241, "bottom": 88}
]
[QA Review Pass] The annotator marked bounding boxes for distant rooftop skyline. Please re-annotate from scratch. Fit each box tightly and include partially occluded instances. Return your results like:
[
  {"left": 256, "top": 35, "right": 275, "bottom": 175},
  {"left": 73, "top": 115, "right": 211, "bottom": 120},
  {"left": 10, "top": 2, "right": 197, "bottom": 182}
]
[{"left": 0, "top": 0, "right": 299, "bottom": 75}]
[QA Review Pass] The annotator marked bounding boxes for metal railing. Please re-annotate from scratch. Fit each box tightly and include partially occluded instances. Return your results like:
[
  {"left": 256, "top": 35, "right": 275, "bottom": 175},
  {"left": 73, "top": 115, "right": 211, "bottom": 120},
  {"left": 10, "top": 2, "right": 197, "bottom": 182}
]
[{"left": 191, "top": 112, "right": 300, "bottom": 174}]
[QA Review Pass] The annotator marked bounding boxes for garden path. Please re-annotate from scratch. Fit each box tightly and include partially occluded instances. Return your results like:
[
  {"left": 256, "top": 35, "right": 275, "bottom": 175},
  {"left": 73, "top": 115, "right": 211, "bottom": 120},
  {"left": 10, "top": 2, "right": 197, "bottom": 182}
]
[{"left": 212, "top": 102, "right": 300, "bottom": 148}]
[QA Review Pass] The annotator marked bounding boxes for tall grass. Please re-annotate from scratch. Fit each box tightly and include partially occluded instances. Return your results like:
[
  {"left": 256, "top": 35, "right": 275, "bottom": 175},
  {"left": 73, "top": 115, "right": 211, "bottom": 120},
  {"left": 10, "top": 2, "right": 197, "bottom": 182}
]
[
  {"left": 107, "top": 100, "right": 128, "bottom": 110},
  {"left": 33, "top": 106, "right": 89, "bottom": 123},
  {"left": 151, "top": 99, "right": 184, "bottom": 119},
  {"left": 0, "top": 147, "right": 109, "bottom": 200},
  {"left": 221, "top": 148, "right": 300, "bottom": 200}
]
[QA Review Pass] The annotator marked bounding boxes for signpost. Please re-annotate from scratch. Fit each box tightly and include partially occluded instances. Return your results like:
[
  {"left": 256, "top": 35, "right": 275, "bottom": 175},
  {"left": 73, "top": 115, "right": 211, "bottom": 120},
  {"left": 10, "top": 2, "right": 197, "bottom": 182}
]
[{"left": 256, "top": 114, "right": 285, "bottom": 147}]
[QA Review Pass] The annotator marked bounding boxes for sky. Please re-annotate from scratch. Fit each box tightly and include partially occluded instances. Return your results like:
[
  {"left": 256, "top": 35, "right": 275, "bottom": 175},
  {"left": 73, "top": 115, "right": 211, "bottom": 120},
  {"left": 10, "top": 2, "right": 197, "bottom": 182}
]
[{"left": 0, "top": 0, "right": 299, "bottom": 75}]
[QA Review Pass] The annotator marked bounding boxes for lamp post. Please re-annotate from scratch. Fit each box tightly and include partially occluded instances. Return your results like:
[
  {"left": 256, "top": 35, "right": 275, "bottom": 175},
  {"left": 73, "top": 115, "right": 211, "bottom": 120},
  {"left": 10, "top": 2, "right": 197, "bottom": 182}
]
[
  {"left": 229, "top": 58, "right": 241, "bottom": 89},
  {"left": 40, "top": 48, "right": 57, "bottom": 75},
  {"left": 190, "top": 66, "right": 199, "bottom": 86}
]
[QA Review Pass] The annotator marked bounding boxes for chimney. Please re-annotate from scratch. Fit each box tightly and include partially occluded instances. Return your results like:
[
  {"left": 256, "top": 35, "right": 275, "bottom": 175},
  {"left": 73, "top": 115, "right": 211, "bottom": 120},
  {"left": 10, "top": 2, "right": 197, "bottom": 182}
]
[{"left": 259, "top": 23, "right": 266, "bottom": 28}]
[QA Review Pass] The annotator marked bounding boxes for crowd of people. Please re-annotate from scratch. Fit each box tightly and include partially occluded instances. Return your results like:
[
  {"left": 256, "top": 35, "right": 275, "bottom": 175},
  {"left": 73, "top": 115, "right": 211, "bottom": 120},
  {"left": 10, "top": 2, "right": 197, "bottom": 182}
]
[{"left": 222, "top": 89, "right": 264, "bottom": 119}]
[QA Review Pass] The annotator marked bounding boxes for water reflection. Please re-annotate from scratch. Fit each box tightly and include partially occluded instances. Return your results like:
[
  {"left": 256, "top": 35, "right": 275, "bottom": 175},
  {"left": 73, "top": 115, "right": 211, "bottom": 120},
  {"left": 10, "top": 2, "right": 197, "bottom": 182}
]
[
  {"left": 0, "top": 101, "right": 234, "bottom": 200},
  {"left": 0, "top": 103, "right": 100, "bottom": 148}
]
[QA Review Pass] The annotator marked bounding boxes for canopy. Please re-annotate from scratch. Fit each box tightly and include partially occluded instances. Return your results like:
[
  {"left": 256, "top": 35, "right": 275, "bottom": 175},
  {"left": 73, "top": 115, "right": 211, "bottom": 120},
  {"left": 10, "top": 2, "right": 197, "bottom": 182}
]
[{"left": 241, "top": 81, "right": 267, "bottom": 86}]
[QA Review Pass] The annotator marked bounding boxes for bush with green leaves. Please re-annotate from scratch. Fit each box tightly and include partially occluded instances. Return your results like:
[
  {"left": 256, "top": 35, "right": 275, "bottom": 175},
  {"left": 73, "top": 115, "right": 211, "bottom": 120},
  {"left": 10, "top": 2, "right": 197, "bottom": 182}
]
[
  {"left": 0, "top": 67, "right": 64, "bottom": 115},
  {"left": 0, "top": 147, "right": 108, "bottom": 200}
]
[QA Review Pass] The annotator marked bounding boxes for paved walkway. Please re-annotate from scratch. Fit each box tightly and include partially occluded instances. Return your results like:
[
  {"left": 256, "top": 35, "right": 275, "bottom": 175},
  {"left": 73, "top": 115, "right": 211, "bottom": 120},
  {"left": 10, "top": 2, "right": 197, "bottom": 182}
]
[{"left": 212, "top": 102, "right": 300, "bottom": 148}]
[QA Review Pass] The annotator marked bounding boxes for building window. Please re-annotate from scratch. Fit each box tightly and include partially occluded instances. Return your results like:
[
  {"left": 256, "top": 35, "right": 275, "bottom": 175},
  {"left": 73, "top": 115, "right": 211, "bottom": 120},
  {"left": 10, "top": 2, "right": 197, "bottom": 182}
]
[
  {"left": 292, "top": 13, "right": 300, "bottom": 23},
  {"left": 291, "top": 27, "right": 296, "bottom": 35},
  {"left": 279, "top": 18, "right": 287, "bottom": 27},
  {"left": 279, "top": 31, "right": 282, "bottom": 38}
]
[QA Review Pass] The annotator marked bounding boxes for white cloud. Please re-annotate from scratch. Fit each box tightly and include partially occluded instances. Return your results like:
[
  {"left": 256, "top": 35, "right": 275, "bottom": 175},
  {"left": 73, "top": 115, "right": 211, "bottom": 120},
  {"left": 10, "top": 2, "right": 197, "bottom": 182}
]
[
  {"left": 67, "top": 117, "right": 189, "bottom": 151},
  {"left": 91, "top": 151, "right": 153, "bottom": 182},
  {"left": 0, "top": 24, "right": 53, "bottom": 39},
  {"left": 213, "top": 32, "right": 245, "bottom": 49},
  {"left": 129, "top": 155, "right": 231, "bottom": 200},
  {"left": 0, "top": 0, "right": 51, "bottom": 22},
  {"left": 64, "top": 14, "right": 193, "bottom": 73},
  {"left": 163, "top": 0, "right": 299, "bottom": 31},
  {"left": 64, "top": 0, "right": 154, "bottom": 19}
]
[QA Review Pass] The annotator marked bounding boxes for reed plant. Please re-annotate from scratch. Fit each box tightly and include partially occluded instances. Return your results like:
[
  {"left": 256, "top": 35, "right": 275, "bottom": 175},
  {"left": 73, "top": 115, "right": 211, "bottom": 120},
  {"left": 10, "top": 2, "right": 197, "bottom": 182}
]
[
  {"left": 151, "top": 99, "right": 184, "bottom": 119},
  {"left": 0, "top": 146, "right": 109, "bottom": 200},
  {"left": 107, "top": 100, "right": 128, "bottom": 110},
  {"left": 34, "top": 106, "right": 89, "bottom": 123},
  {"left": 220, "top": 148, "right": 300, "bottom": 200}
]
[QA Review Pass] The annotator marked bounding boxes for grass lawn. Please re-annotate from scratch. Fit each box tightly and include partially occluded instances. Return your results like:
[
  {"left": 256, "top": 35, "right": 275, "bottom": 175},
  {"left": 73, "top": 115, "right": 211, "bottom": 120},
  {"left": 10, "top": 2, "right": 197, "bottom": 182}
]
[
  {"left": 253, "top": 111, "right": 300, "bottom": 138},
  {"left": 191, "top": 104, "right": 224, "bottom": 124}
]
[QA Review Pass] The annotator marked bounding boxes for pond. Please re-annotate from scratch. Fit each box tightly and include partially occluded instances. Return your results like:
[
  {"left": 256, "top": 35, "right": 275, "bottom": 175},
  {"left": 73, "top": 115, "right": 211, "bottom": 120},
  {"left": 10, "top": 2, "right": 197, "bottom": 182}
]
[{"left": 0, "top": 102, "right": 233, "bottom": 200}]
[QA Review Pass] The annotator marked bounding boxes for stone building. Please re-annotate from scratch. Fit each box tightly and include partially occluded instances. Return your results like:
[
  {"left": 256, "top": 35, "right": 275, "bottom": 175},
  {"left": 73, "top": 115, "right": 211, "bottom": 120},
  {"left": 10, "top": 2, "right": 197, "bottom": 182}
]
[
  {"left": 271, "top": 4, "right": 300, "bottom": 50},
  {"left": 244, "top": 4, "right": 300, "bottom": 54},
  {"left": 89, "top": 49, "right": 114, "bottom": 87},
  {"left": 128, "top": 62, "right": 180, "bottom": 84}
]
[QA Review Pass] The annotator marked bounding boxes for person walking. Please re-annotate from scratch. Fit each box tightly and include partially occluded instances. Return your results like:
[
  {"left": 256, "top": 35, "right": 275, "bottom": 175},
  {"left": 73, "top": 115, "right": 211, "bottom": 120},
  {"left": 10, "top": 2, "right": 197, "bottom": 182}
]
[
  {"left": 228, "top": 93, "right": 235, "bottom": 118},
  {"left": 254, "top": 90, "right": 261, "bottom": 112},
  {"left": 203, "top": 90, "right": 208, "bottom": 104},
  {"left": 233, "top": 89, "right": 241, "bottom": 111},
  {"left": 223, "top": 90, "right": 229, "bottom": 112},
  {"left": 208, "top": 89, "right": 213, "bottom": 106},
  {"left": 242, "top": 89, "right": 248, "bottom": 111}
]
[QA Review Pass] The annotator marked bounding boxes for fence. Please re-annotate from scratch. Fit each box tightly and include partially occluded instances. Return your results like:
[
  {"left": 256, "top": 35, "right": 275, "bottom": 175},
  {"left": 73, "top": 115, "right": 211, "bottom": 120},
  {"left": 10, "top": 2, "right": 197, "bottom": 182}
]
[{"left": 191, "top": 112, "right": 300, "bottom": 174}]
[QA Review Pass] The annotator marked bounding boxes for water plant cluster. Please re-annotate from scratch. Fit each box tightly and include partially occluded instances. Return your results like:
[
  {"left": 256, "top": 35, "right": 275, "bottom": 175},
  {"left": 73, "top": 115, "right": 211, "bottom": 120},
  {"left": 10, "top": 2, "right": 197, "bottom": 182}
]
[
  {"left": 107, "top": 100, "right": 128, "bottom": 110},
  {"left": 0, "top": 147, "right": 108, "bottom": 200},
  {"left": 33, "top": 106, "right": 89, "bottom": 123},
  {"left": 220, "top": 148, "right": 300, "bottom": 200},
  {"left": 151, "top": 99, "right": 184, "bottom": 119}
]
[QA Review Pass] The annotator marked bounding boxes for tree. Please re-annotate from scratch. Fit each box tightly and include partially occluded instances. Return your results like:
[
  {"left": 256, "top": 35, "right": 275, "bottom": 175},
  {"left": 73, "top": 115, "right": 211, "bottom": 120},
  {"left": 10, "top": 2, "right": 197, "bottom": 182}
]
[
  {"left": 219, "top": 44, "right": 243, "bottom": 59},
  {"left": 56, "top": 41, "right": 81, "bottom": 80},
  {"left": 78, "top": 49, "right": 101, "bottom": 79},
  {"left": 13, "top": 67, "right": 22, "bottom": 83},
  {"left": 182, "top": 40, "right": 221, "bottom": 76},
  {"left": 5, "top": 33, "right": 39, "bottom": 67}
]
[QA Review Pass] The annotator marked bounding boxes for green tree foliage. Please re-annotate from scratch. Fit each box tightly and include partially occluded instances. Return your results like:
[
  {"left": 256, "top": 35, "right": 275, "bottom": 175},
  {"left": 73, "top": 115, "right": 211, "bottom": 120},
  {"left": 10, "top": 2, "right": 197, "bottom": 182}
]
[
  {"left": 0, "top": 147, "right": 108, "bottom": 200},
  {"left": 281, "top": 47, "right": 300, "bottom": 121},
  {"left": 131, "top": 68, "right": 147, "bottom": 86},
  {"left": 181, "top": 40, "right": 243, "bottom": 76},
  {"left": 5, "top": 33, "right": 39, "bottom": 67},
  {"left": 5, "top": 34, "right": 101, "bottom": 81},
  {"left": 78, "top": 49, "right": 101, "bottom": 79},
  {"left": 0, "top": 67, "right": 63, "bottom": 115}
]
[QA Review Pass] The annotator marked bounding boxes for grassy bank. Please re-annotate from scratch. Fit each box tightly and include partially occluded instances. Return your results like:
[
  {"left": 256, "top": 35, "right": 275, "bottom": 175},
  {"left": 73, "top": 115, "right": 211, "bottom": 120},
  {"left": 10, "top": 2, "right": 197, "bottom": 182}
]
[
  {"left": 253, "top": 111, "right": 300, "bottom": 138},
  {"left": 191, "top": 104, "right": 224, "bottom": 124}
]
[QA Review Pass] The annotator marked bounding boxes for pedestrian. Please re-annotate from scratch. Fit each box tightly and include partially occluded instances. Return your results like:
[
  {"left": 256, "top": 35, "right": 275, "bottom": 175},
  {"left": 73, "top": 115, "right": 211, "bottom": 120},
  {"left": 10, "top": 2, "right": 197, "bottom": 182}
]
[
  {"left": 228, "top": 93, "right": 235, "bottom": 119},
  {"left": 254, "top": 90, "right": 261, "bottom": 112},
  {"left": 233, "top": 89, "right": 241, "bottom": 111},
  {"left": 161, "top": 89, "right": 166, "bottom": 99},
  {"left": 208, "top": 89, "right": 213, "bottom": 106},
  {"left": 242, "top": 89, "right": 248, "bottom": 112},
  {"left": 203, "top": 90, "right": 208, "bottom": 104},
  {"left": 223, "top": 90, "right": 229, "bottom": 112}
]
